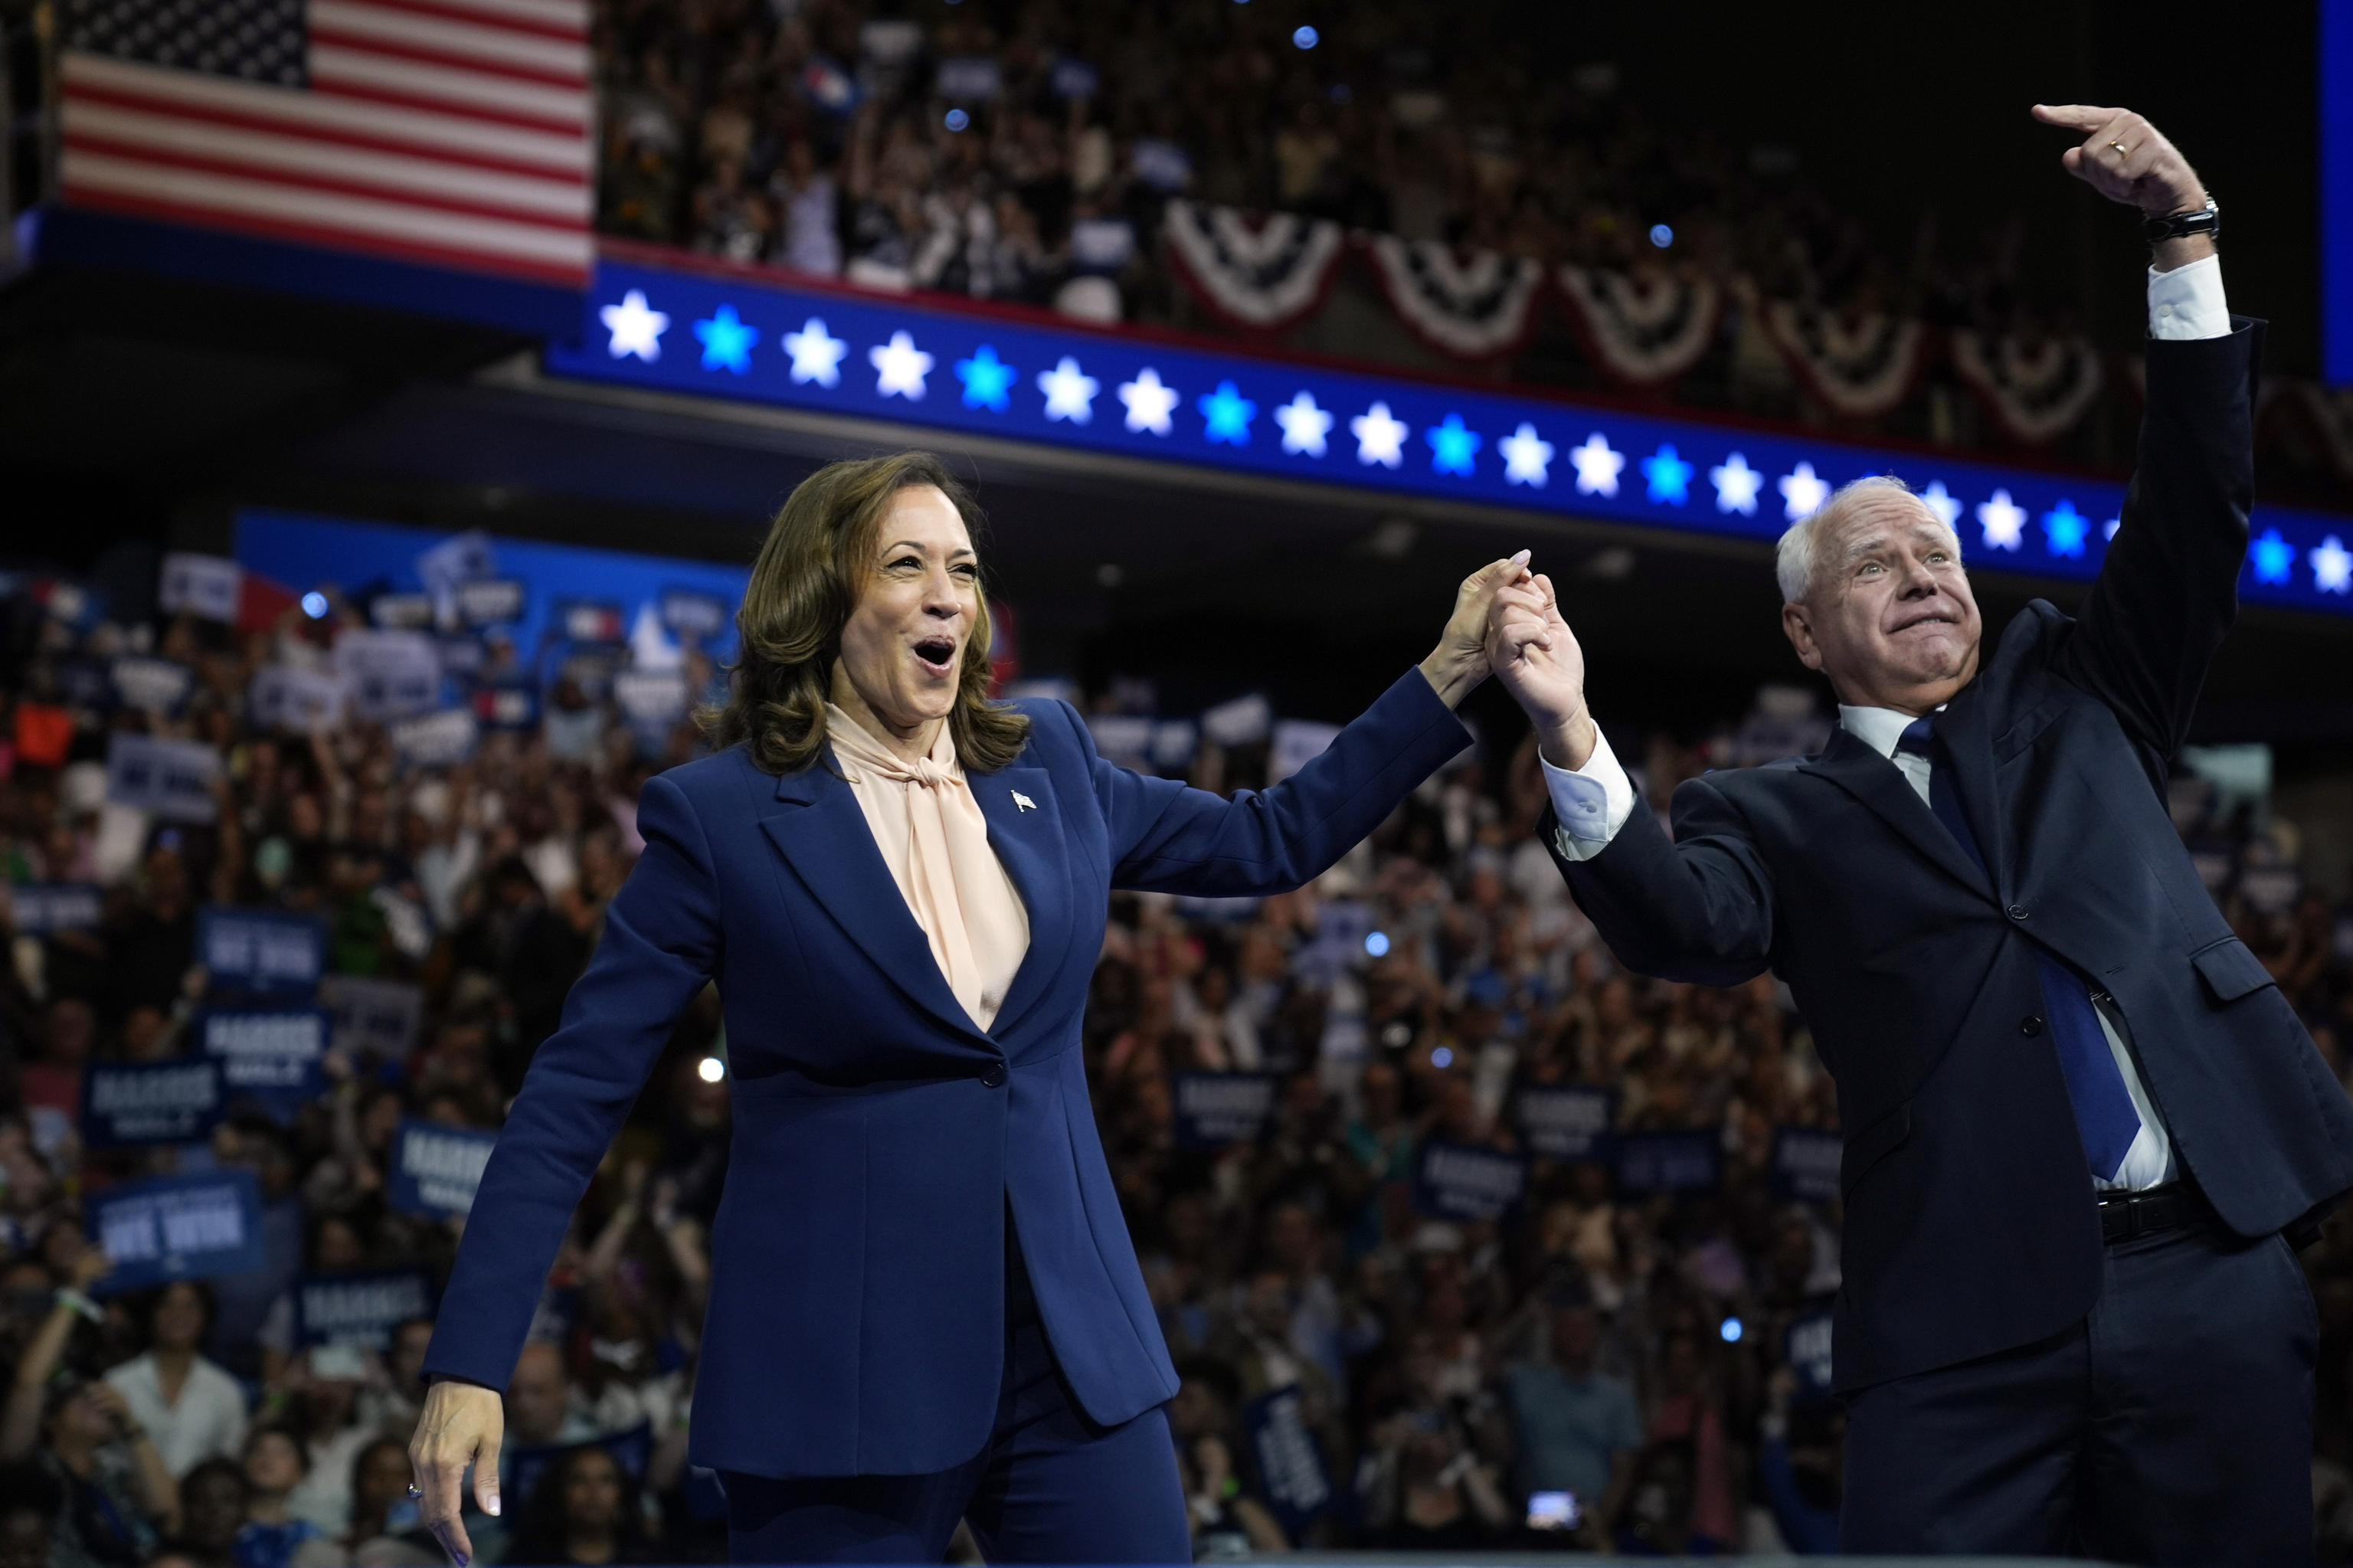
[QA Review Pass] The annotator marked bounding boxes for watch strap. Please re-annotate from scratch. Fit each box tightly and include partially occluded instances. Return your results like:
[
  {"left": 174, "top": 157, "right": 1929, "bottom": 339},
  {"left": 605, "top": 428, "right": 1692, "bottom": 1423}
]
[{"left": 2143, "top": 198, "right": 2220, "bottom": 244}]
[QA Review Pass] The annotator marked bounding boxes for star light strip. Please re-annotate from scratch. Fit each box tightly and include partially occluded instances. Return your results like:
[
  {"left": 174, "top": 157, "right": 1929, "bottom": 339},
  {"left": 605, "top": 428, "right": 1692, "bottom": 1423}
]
[{"left": 545, "top": 260, "right": 2353, "bottom": 617}]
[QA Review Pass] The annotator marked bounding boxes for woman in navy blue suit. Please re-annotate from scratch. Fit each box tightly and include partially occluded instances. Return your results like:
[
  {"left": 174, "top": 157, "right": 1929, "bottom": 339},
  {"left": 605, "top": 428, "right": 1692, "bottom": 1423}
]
[{"left": 408, "top": 451, "right": 1527, "bottom": 1564}]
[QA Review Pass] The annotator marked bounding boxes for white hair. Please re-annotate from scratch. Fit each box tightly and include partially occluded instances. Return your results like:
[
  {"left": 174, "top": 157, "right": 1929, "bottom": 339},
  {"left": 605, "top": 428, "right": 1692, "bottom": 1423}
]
[{"left": 1774, "top": 474, "right": 1957, "bottom": 603}]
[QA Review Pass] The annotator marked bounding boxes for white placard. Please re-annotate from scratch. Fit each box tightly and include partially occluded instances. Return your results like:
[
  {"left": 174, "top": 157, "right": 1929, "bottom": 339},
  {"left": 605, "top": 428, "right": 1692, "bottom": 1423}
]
[
  {"left": 159, "top": 553, "right": 242, "bottom": 622},
  {"left": 1269, "top": 719, "right": 1341, "bottom": 784},
  {"left": 105, "top": 734, "right": 221, "bottom": 823},
  {"left": 336, "top": 631, "right": 443, "bottom": 722},
  {"left": 390, "top": 708, "right": 478, "bottom": 768},
  {"left": 248, "top": 665, "right": 347, "bottom": 731},
  {"left": 1201, "top": 693, "right": 1272, "bottom": 747}
]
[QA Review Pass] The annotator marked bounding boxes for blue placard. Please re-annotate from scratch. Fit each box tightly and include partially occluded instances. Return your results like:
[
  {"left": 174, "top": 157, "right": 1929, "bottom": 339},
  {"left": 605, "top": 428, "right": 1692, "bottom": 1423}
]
[
  {"left": 1170, "top": 1071, "right": 1282, "bottom": 1147},
  {"left": 196, "top": 907, "right": 327, "bottom": 997},
  {"left": 81, "top": 1059, "right": 226, "bottom": 1149},
  {"left": 293, "top": 1268, "right": 439, "bottom": 1349},
  {"left": 455, "top": 578, "right": 528, "bottom": 627},
  {"left": 1243, "top": 1386, "right": 1333, "bottom": 1540},
  {"left": 1785, "top": 1308, "right": 1835, "bottom": 1395},
  {"left": 89, "top": 1170, "right": 265, "bottom": 1293},
  {"left": 1770, "top": 1128, "right": 1844, "bottom": 1203},
  {"left": 106, "top": 733, "right": 221, "bottom": 823},
  {"left": 196, "top": 1008, "right": 331, "bottom": 1118},
  {"left": 1612, "top": 1130, "right": 1723, "bottom": 1195},
  {"left": 1517, "top": 1084, "right": 1617, "bottom": 1160},
  {"left": 659, "top": 587, "right": 731, "bottom": 642},
  {"left": 1412, "top": 1139, "right": 1530, "bottom": 1221},
  {"left": 472, "top": 680, "right": 541, "bottom": 732},
  {"left": 549, "top": 257, "right": 2353, "bottom": 618},
  {"left": 389, "top": 1119, "right": 499, "bottom": 1218},
  {"left": 8, "top": 883, "right": 104, "bottom": 935}
]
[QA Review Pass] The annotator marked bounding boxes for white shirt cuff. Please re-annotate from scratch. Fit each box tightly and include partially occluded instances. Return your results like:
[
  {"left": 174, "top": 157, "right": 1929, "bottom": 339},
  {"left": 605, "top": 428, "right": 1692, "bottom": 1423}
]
[
  {"left": 1540, "top": 726, "right": 1638, "bottom": 864},
  {"left": 2147, "top": 254, "right": 2229, "bottom": 341}
]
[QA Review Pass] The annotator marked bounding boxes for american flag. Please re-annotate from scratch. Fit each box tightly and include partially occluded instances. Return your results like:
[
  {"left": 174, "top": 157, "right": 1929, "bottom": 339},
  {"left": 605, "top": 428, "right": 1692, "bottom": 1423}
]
[{"left": 58, "top": 0, "right": 593, "bottom": 286}]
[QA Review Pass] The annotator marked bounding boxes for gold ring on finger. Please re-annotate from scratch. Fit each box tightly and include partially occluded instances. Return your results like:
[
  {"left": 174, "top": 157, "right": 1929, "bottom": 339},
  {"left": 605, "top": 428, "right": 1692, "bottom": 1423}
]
[{"left": 2109, "top": 139, "right": 2131, "bottom": 157}]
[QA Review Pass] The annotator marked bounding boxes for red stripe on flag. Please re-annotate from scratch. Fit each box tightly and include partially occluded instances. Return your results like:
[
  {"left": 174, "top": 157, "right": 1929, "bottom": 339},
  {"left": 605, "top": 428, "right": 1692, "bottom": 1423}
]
[
  {"left": 306, "top": 23, "right": 585, "bottom": 89},
  {"left": 307, "top": 77, "right": 587, "bottom": 137},
  {"left": 339, "top": 0, "right": 587, "bottom": 44}
]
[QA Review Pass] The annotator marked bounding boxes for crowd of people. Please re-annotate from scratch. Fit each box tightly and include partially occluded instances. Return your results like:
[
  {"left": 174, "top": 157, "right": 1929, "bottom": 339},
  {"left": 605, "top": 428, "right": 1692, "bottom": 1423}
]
[{"left": 0, "top": 561, "right": 2349, "bottom": 1566}]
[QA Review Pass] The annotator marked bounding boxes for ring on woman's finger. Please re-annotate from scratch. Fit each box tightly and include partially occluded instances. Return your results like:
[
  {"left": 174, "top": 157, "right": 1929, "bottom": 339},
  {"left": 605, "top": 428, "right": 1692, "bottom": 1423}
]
[{"left": 407, "top": 1486, "right": 424, "bottom": 1498}]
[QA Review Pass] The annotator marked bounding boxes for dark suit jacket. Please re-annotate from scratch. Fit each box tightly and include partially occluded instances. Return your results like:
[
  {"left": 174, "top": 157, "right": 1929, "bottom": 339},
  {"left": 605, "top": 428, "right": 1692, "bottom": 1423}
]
[
  {"left": 421, "top": 669, "right": 1471, "bottom": 1476},
  {"left": 1546, "top": 320, "right": 2353, "bottom": 1392}
]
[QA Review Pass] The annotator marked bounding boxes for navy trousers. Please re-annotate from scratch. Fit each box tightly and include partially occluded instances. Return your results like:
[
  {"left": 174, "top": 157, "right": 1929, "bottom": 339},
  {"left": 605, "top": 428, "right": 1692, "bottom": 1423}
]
[
  {"left": 1841, "top": 1206, "right": 2315, "bottom": 1563},
  {"left": 722, "top": 1223, "right": 1189, "bottom": 1564}
]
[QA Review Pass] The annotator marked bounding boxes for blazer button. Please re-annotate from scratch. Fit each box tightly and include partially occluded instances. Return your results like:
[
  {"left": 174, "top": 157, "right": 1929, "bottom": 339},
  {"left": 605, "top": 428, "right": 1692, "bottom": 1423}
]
[
  {"left": 2006, "top": 904, "right": 2030, "bottom": 920},
  {"left": 2020, "top": 1014, "right": 2044, "bottom": 1037},
  {"left": 980, "top": 1063, "right": 1007, "bottom": 1088}
]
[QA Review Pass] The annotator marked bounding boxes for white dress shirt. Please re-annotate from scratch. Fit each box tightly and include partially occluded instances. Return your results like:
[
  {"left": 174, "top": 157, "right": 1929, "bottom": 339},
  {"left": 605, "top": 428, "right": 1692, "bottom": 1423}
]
[
  {"left": 102, "top": 1350, "right": 249, "bottom": 1478},
  {"left": 1538, "top": 257, "right": 2228, "bottom": 1193}
]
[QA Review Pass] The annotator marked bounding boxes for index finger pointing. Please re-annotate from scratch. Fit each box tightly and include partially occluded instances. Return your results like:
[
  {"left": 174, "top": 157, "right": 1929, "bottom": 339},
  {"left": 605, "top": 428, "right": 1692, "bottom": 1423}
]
[{"left": 2031, "top": 103, "right": 2118, "bottom": 130}]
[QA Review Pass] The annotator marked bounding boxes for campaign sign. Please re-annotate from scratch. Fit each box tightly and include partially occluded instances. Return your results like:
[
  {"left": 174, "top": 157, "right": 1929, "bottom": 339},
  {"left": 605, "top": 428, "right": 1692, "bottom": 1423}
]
[
  {"left": 1771, "top": 1128, "right": 1844, "bottom": 1203},
  {"left": 1785, "top": 1309, "right": 1835, "bottom": 1395},
  {"left": 320, "top": 975, "right": 423, "bottom": 1066},
  {"left": 81, "top": 1059, "right": 225, "bottom": 1149},
  {"left": 293, "top": 1268, "right": 438, "bottom": 1349},
  {"left": 198, "top": 1007, "right": 331, "bottom": 1115},
  {"left": 1413, "top": 1139, "right": 1530, "bottom": 1221},
  {"left": 1171, "top": 1072, "right": 1281, "bottom": 1147},
  {"left": 249, "top": 664, "right": 347, "bottom": 731},
  {"left": 555, "top": 599, "right": 626, "bottom": 643},
  {"left": 1612, "top": 1130, "right": 1723, "bottom": 1195},
  {"left": 7, "top": 883, "right": 103, "bottom": 935},
  {"left": 614, "top": 669, "right": 688, "bottom": 728},
  {"left": 1517, "top": 1085, "right": 1617, "bottom": 1161},
  {"left": 106, "top": 734, "right": 221, "bottom": 823},
  {"left": 337, "top": 630, "right": 443, "bottom": 722},
  {"left": 90, "top": 1170, "right": 264, "bottom": 1293},
  {"left": 369, "top": 593, "right": 436, "bottom": 631},
  {"left": 158, "top": 552, "right": 242, "bottom": 622},
  {"left": 659, "top": 588, "right": 731, "bottom": 642},
  {"left": 197, "top": 907, "right": 326, "bottom": 997},
  {"left": 473, "top": 681, "right": 540, "bottom": 732},
  {"left": 1268, "top": 719, "right": 1341, "bottom": 784},
  {"left": 1245, "top": 1386, "right": 1334, "bottom": 1539},
  {"left": 455, "top": 578, "right": 527, "bottom": 628},
  {"left": 110, "top": 656, "right": 195, "bottom": 715},
  {"left": 416, "top": 530, "right": 499, "bottom": 601},
  {"left": 390, "top": 1119, "right": 498, "bottom": 1217},
  {"left": 389, "top": 707, "right": 477, "bottom": 769}
]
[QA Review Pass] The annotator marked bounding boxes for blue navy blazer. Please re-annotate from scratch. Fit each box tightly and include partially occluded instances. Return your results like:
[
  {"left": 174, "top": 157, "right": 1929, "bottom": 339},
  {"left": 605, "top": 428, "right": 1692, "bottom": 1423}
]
[{"left": 422, "top": 668, "right": 1471, "bottom": 1477}]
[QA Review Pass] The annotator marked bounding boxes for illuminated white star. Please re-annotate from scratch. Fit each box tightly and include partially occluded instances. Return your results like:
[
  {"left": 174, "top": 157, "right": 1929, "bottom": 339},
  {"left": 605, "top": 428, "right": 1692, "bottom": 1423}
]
[
  {"left": 2313, "top": 534, "right": 2353, "bottom": 594},
  {"left": 1919, "top": 480, "right": 1962, "bottom": 531},
  {"left": 2105, "top": 518, "right": 2122, "bottom": 541},
  {"left": 868, "top": 331, "right": 934, "bottom": 399},
  {"left": 1502, "top": 424, "right": 1557, "bottom": 487},
  {"left": 600, "top": 290, "right": 669, "bottom": 362},
  {"left": 1778, "top": 462, "right": 1830, "bottom": 520},
  {"left": 1273, "top": 392, "right": 1335, "bottom": 457},
  {"left": 1118, "top": 368, "right": 1181, "bottom": 435},
  {"left": 1350, "top": 401, "right": 1409, "bottom": 468},
  {"left": 1710, "top": 452, "right": 1763, "bottom": 515},
  {"left": 781, "top": 316, "right": 849, "bottom": 386},
  {"left": 1977, "top": 489, "right": 2026, "bottom": 551},
  {"left": 1036, "top": 356, "right": 1100, "bottom": 423},
  {"left": 1566, "top": 431, "right": 1618, "bottom": 495}
]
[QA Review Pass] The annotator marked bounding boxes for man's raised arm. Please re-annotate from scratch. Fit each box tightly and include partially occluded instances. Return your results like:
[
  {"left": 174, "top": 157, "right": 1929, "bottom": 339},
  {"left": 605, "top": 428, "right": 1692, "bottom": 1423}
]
[{"left": 2032, "top": 105, "right": 2257, "bottom": 763}]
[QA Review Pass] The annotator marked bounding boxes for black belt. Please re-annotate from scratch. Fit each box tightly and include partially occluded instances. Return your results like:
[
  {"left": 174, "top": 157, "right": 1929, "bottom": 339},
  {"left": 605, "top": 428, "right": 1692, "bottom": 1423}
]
[{"left": 2096, "top": 1181, "right": 2202, "bottom": 1244}]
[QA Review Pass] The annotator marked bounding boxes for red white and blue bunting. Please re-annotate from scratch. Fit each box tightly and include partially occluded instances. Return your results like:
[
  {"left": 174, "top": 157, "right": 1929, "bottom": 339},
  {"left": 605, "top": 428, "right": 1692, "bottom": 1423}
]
[
  {"left": 1365, "top": 235, "right": 1543, "bottom": 359},
  {"left": 1950, "top": 330, "right": 2106, "bottom": 444},
  {"left": 1754, "top": 289, "right": 1927, "bottom": 420},
  {"left": 1555, "top": 266, "right": 1722, "bottom": 389},
  {"left": 1162, "top": 200, "right": 1346, "bottom": 331}
]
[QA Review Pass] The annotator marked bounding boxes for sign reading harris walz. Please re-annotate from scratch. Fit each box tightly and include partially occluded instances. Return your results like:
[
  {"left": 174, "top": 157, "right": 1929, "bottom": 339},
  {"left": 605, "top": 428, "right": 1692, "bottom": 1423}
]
[
  {"left": 390, "top": 1119, "right": 499, "bottom": 1219},
  {"left": 547, "top": 257, "right": 2353, "bottom": 618},
  {"left": 81, "top": 1059, "right": 226, "bottom": 1148}
]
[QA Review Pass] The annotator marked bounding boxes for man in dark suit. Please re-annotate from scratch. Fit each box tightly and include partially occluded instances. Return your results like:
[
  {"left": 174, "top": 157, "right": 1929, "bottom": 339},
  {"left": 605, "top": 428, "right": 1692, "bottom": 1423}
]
[{"left": 1484, "top": 106, "right": 2353, "bottom": 1563}]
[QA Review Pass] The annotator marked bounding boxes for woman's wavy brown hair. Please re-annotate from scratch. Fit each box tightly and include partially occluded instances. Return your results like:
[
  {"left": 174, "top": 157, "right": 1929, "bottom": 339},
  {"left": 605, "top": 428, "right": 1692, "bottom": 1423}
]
[{"left": 701, "top": 450, "right": 1031, "bottom": 775}]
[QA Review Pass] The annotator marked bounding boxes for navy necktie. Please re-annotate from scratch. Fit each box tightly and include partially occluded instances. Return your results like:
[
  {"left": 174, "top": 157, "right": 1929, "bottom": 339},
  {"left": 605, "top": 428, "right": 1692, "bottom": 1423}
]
[{"left": 1896, "top": 716, "right": 2142, "bottom": 1181}]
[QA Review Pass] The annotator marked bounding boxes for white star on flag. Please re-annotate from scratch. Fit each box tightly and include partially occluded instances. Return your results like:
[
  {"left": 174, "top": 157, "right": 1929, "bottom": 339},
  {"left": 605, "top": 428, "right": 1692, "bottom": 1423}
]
[
  {"left": 1778, "top": 462, "right": 1830, "bottom": 520},
  {"left": 1502, "top": 424, "right": 1556, "bottom": 487},
  {"left": 1563, "top": 432, "right": 1618, "bottom": 495},
  {"left": 1350, "top": 402, "right": 1409, "bottom": 468},
  {"left": 2105, "top": 519, "right": 2122, "bottom": 541},
  {"left": 1977, "top": 489, "right": 2026, "bottom": 551},
  {"left": 781, "top": 317, "right": 849, "bottom": 386},
  {"left": 2313, "top": 535, "right": 2353, "bottom": 594},
  {"left": 1919, "top": 480, "right": 1962, "bottom": 530},
  {"left": 1036, "top": 357, "right": 1100, "bottom": 423},
  {"left": 1273, "top": 392, "right": 1335, "bottom": 457},
  {"left": 601, "top": 290, "right": 669, "bottom": 362},
  {"left": 1118, "top": 368, "right": 1181, "bottom": 435},
  {"left": 1710, "top": 453, "right": 1763, "bottom": 515},
  {"left": 869, "top": 332, "right": 934, "bottom": 399}
]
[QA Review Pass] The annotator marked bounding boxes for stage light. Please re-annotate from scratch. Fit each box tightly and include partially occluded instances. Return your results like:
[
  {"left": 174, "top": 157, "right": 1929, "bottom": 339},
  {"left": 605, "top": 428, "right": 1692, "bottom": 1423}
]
[
  {"left": 1720, "top": 1317, "right": 1743, "bottom": 1344},
  {"left": 698, "top": 1056, "right": 725, "bottom": 1083},
  {"left": 1365, "top": 930, "right": 1391, "bottom": 957},
  {"left": 944, "top": 108, "right": 969, "bottom": 132},
  {"left": 301, "top": 592, "right": 329, "bottom": 619},
  {"left": 1293, "top": 25, "right": 1317, "bottom": 47},
  {"left": 1431, "top": 1046, "right": 1454, "bottom": 1069},
  {"left": 1650, "top": 224, "right": 1673, "bottom": 248}
]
